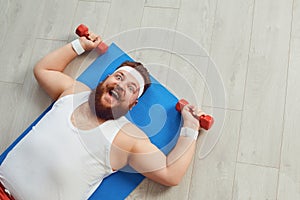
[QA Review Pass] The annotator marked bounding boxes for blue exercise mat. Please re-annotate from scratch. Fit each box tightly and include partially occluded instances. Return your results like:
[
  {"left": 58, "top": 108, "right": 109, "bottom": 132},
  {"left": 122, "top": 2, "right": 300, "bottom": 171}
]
[{"left": 0, "top": 43, "right": 182, "bottom": 200}]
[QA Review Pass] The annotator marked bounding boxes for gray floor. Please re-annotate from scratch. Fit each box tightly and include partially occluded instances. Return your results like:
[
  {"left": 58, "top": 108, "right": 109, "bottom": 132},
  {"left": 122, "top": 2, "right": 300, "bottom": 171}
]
[{"left": 1, "top": 0, "right": 299, "bottom": 199}]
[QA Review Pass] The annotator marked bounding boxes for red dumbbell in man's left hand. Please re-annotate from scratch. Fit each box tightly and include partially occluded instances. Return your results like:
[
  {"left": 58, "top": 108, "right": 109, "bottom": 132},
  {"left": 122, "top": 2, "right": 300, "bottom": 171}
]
[
  {"left": 176, "top": 99, "right": 214, "bottom": 130},
  {"left": 75, "top": 24, "right": 108, "bottom": 55}
]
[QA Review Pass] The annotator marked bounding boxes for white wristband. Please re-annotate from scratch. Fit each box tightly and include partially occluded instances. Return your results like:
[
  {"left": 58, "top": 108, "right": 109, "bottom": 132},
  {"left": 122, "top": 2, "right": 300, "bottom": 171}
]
[
  {"left": 180, "top": 127, "right": 199, "bottom": 140},
  {"left": 71, "top": 39, "right": 85, "bottom": 55}
]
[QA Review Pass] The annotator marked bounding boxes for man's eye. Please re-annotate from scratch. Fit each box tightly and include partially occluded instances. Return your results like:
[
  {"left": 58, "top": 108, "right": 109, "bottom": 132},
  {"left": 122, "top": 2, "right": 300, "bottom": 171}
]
[
  {"left": 115, "top": 74, "right": 122, "bottom": 80},
  {"left": 128, "top": 86, "right": 136, "bottom": 93}
]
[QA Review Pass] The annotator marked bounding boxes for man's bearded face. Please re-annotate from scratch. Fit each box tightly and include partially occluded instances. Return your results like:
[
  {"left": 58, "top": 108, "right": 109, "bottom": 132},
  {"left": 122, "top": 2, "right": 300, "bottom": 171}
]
[{"left": 88, "top": 73, "right": 139, "bottom": 120}]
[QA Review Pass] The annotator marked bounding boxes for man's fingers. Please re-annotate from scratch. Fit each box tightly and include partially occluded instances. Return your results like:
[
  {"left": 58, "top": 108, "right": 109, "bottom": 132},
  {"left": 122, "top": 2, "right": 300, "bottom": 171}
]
[
  {"left": 94, "top": 36, "right": 102, "bottom": 44},
  {"left": 195, "top": 110, "right": 206, "bottom": 117},
  {"left": 184, "top": 104, "right": 206, "bottom": 117},
  {"left": 183, "top": 104, "right": 194, "bottom": 111},
  {"left": 87, "top": 32, "right": 100, "bottom": 42}
]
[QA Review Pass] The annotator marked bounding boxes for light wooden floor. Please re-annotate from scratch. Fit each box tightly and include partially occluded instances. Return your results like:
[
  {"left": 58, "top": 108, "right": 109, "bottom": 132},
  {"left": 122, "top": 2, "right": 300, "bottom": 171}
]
[{"left": 1, "top": 0, "right": 299, "bottom": 199}]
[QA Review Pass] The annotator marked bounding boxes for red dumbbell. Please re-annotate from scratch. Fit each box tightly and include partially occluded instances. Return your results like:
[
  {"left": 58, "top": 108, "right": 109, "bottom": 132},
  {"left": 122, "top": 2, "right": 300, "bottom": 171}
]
[
  {"left": 176, "top": 99, "right": 214, "bottom": 130},
  {"left": 75, "top": 24, "right": 108, "bottom": 55}
]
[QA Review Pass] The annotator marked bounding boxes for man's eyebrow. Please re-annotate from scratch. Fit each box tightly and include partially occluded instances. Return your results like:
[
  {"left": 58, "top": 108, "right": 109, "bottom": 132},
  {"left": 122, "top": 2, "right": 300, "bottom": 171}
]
[
  {"left": 116, "top": 71, "right": 139, "bottom": 88},
  {"left": 116, "top": 71, "right": 124, "bottom": 77}
]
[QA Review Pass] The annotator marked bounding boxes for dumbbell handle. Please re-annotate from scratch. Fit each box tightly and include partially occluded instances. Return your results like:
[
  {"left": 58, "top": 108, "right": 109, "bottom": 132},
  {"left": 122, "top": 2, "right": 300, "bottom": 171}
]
[
  {"left": 176, "top": 99, "right": 214, "bottom": 130},
  {"left": 75, "top": 24, "right": 108, "bottom": 54}
]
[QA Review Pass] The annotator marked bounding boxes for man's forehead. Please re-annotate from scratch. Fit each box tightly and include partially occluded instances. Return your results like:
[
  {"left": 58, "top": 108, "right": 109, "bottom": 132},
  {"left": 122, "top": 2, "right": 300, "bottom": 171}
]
[
  {"left": 114, "top": 70, "right": 139, "bottom": 84},
  {"left": 114, "top": 70, "right": 139, "bottom": 85}
]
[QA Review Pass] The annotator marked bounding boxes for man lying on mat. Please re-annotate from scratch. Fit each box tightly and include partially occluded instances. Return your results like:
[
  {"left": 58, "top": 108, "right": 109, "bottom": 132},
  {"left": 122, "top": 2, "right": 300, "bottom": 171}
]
[{"left": 0, "top": 31, "right": 204, "bottom": 200}]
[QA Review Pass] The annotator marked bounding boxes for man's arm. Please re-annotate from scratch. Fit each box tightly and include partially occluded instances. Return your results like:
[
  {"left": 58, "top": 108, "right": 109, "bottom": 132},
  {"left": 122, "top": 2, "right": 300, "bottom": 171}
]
[
  {"left": 128, "top": 104, "right": 202, "bottom": 186},
  {"left": 33, "top": 33, "right": 101, "bottom": 100}
]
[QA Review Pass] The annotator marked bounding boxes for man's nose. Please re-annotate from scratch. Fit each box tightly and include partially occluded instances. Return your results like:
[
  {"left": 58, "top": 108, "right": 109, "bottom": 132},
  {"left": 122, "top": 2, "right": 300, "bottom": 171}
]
[{"left": 115, "top": 84, "right": 125, "bottom": 93}]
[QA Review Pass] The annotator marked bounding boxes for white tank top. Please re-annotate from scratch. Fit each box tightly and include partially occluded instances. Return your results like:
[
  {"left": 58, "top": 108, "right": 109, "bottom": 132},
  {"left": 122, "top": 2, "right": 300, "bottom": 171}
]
[{"left": 0, "top": 91, "right": 130, "bottom": 200}]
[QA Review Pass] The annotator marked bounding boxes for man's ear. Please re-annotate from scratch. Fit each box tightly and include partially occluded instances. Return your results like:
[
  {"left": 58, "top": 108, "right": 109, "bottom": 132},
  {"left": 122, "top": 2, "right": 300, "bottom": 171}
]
[{"left": 130, "top": 99, "right": 138, "bottom": 110}]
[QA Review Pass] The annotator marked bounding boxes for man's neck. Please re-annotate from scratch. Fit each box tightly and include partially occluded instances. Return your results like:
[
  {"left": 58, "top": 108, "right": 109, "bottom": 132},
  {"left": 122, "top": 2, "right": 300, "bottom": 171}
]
[{"left": 71, "top": 102, "right": 107, "bottom": 130}]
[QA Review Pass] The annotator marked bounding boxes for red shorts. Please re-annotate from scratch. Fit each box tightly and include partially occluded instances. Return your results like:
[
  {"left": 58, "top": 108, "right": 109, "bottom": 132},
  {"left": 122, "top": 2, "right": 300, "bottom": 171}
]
[{"left": 0, "top": 182, "right": 15, "bottom": 200}]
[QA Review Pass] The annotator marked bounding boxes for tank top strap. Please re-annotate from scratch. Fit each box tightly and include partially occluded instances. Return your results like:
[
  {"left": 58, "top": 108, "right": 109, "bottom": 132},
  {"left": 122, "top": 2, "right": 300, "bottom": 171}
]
[
  {"left": 53, "top": 91, "right": 91, "bottom": 109},
  {"left": 72, "top": 91, "right": 91, "bottom": 108},
  {"left": 100, "top": 116, "right": 130, "bottom": 144}
]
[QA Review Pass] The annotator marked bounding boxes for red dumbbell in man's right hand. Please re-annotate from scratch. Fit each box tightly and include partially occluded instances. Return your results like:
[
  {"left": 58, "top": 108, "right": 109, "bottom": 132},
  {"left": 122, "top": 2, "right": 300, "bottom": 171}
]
[
  {"left": 176, "top": 99, "right": 214, "bottom": 130},
  {"left": 75, "top": 24, "right": 108, "bottom": 55}
]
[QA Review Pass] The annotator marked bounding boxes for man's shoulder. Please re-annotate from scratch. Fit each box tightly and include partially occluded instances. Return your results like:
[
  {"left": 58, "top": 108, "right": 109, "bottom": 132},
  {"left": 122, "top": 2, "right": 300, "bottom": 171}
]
[
  {"left": 119, "top": 123, "right": 149, "bottom": 142},
  {"left": 58, "top": 81, "right": 91, "bottom": 99},
  {"left": 112, "top": 122, "right": 148, "bottom": 155}
]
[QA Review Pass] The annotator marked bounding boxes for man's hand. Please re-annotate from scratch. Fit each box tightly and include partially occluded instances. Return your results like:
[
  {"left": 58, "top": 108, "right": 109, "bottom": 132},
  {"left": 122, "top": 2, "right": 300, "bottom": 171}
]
[
  {"left": 79, "top": 31, "right": 102, "bottom": 51},
  {"left": 181, "top": 104, "right": 205, "bottom": 131}
]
